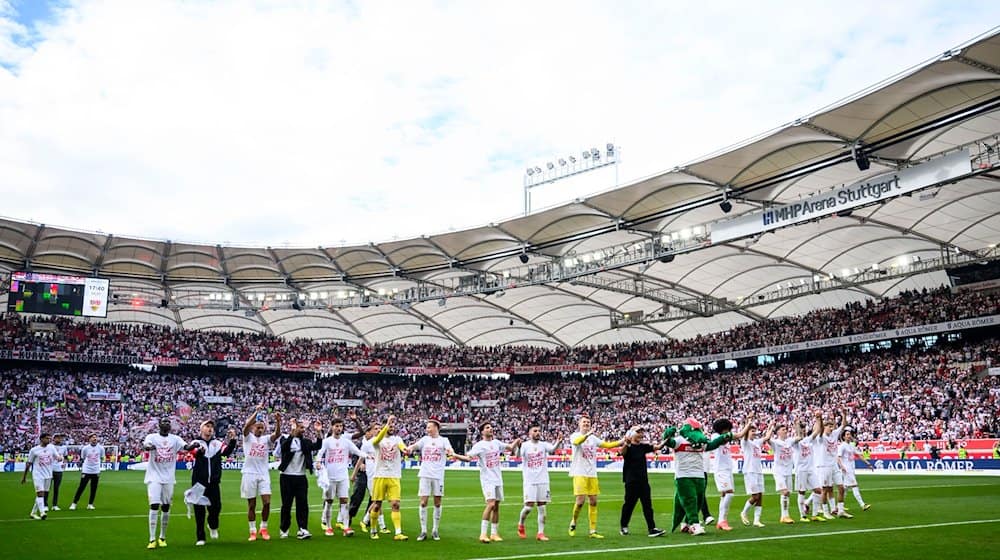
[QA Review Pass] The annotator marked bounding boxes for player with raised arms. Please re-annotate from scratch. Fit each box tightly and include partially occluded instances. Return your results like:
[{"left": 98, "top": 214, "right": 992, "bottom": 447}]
[
  {"left": 516, "top": 424, "right": 562, "bottom": 541},
  {"left": 568, "top": 414, "right": 625, "bottom": 539},
  {"left": 369, "top": 414, "right": 409, "bottom": 541},
  {"left": 770, "top": 417, "right": 805, "bottom": 525},
  {"left": 794, "top": 412, "right": 825, "bottom": 522},
  {"left": 242, "top": 405, "right": 281, "bottom": 541},
  {"left": 711, "top": 417, "right": 752, "bottom": 531},
  {"left": 738, "top": 414, "right": 775, "bottom": 528},
  {"left": 816, "top": 409, "right": 847, "bottom": 519}
]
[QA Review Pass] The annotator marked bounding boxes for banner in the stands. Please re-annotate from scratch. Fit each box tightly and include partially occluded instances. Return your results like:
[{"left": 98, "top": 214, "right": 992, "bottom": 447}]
[{"left": 711, "top": 149, "right": 971, "bottom": 243}]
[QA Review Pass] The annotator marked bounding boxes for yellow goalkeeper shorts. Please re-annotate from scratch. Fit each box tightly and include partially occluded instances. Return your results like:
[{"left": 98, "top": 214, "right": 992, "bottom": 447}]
[
  {"left": 372, "top": 477, "right": 401, "bottom": 501},
  {"left": 572, "top": 476, "right": 600, "bottom": 496}
]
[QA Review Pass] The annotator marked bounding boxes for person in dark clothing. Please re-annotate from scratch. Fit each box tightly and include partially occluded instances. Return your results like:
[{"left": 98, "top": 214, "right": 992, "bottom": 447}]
[
  {"left": 189, "top": 421, "right": 237, "bottom": 546},
  {"left": 619, "top": 427, "right": 667, "bottom": 537},
  {"left": 277, "top": 418, "right": 323, "bottom": 540},
  {"left": 348, "top": 456, "right": 368, "bottom": 525}
]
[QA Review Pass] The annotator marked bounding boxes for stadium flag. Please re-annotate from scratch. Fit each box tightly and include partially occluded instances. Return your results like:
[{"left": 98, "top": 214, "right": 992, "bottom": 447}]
[
  {"left": 118, "top": 402, "right": 125, "bottom": 434},
  {"left": 35, "top": 402, "right": 42, "bottom": 437},
  {"left": 42, "top": 405, "right": 57, "bottom": 417},
  {"left": 17, "top": 417, "right": 31, "bottom": 433}
]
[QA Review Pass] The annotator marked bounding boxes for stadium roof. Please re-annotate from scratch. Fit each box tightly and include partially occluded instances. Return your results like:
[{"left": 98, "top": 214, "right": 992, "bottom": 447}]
[{"left": 2, "top": 31, "right": 1000, "bottom": 348}]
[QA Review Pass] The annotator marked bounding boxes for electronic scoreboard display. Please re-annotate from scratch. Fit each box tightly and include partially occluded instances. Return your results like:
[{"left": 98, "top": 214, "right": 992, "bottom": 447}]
[{"left": 6, "top": 271, "right": 110, "bottom": 318}]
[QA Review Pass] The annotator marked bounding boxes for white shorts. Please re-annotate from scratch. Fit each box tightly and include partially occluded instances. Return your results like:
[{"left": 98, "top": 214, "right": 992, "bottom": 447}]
[
  {"left": 523, "top": 483, "right": 551, "bottom": 504},
  {"left": 418, "top": 477, "right": 445, "bottom": 497},
  {"left": 323, "top": 478, "right": 350, "bottom": 500},
  {"left": 33, "top": 475, "right": 52, "bottom": 493},
  {"left": 795, "top": 470, "right": 819, "bottom": 492},
  {"left": 146, "top": 481, "right": 175, "bottom": 505},
  {"left": 743, "top": 473, "right": 764, "bottom": 495},
  {"left": 818, "top": 465, "right": 836, "bottom": 487},
  {"left": 714, "top": 470, "right": 734, "bottom": 493},
  {"left": 774, "top": 474, "right": 793, "bottom": 493},
  {"left": 842, "top": 470, "right": 857, "bottom": 487},
  {"left": 240, "top": 474, "right": 272, "bottom": 499},
  {"left": 481, "top": 482, "right": 504, "bottom": 502}
]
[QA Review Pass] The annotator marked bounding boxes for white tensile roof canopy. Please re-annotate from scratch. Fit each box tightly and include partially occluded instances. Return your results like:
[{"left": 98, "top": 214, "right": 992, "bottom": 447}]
[{"left": 1, "top": 32, "right": 999, "bottom": 349}]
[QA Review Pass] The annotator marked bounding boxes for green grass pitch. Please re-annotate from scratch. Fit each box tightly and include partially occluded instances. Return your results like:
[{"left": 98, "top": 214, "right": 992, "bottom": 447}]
[{"left": 2, "top": 470, "right": 999, "bottom": 559}]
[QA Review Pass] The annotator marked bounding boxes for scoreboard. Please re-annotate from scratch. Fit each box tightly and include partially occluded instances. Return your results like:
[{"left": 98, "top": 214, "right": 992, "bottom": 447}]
[{"left": 6, "top": 271, "right": 110, "bottom": 318}]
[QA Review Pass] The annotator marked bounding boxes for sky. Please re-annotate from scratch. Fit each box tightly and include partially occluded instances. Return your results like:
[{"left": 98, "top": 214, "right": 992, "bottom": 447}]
[{"left": 0, "top": 0, "right": 997, "bottom": 247}]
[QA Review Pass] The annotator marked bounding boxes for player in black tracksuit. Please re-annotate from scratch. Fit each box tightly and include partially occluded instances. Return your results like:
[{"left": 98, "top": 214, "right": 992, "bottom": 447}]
[{"left": 190, "top": 421, "right": 237, "bottom": 544}]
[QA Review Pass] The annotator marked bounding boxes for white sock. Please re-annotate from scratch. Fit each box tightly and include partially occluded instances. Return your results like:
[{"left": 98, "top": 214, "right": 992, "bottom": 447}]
[
  {"left": 852, "top": 487, "right": 865, "bottom": 507},
  {"left": 261, "top": 521, "right": 268, "bottom": 529},
  {"left": 378, "top": 513, "right": 386, "bottom": 529},
  {"left": 480, "top": 520, "right": 489, "bottom": 535},
  {"left": 837, "top": 502, "right": 845, "bottom": 514},
  {"left": 339, "top": 504, "right": 348, "bottom": 527},
  {"left": 249, "top": 521, "right": 256, "bottom": 532},
  {"left": 433, "top": 505, "right": 442, "bottom": 532},
  {"left": 812, "top": 493, "right": 822, "bottom": 515},
  {"left": 519, "top": 506, "right": 532, "bottom": 525},
  {"left": 719, "top": 493, "right": 732, "bottom": 522},
  {"left": 753, "top": 506, "right": 762, "bottom": 523},
  {"left": 491, "top": 522, "right": 499, "bottom": 536},
  {"left": 149, "top": 510, "right": 158, "bottom": 541},
  {"left": 160, "top": 511, "right": 169, "bottom": 538},
  {"left": 419, "top": 505, "right": 428, "bottom": 532},
  {"left": 828, "top": 497, "right": 836, "bottom": 511},
  {"left": 742, "top": 500, "right": 752, "bottom": 515},
  {"left": 537, "top": 505, "right": 546, "bottom": 533},
  {"left": 797, "top": 494, "right": 806, "bottom": 517},
  {"left": 322, "top": 502, "right": 332, "bottom": 527},
  {"left": 362, "top": 511, "right": 370, "bottom": 524},
  {"left": 780, "top": 494, "right": 789, "bottom": 517},
  {"left": 822, "top": 502, "right": 830, "bottom": 515},
  {"left": 36, "top": 497, "right": 45, "bottom": 513}
]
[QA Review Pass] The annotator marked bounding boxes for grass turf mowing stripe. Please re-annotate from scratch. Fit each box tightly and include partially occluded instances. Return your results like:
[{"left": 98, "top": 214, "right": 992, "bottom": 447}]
[
  {"left": 0, "top": 480, "right": 994, "bottom": 523},
  {"left": 464, "top": 518, "right": 1000, "bottom": 560}
]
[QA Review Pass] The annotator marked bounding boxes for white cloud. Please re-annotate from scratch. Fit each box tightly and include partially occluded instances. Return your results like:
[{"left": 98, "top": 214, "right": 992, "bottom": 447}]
[{"left": 0, "top": 0, "right": 996, "bottom": 246}]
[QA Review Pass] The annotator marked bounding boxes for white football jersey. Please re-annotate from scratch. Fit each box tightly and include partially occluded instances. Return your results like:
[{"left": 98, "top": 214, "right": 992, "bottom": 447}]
[
  {"left": 519, "top": 440, "right": 555, "bottom": 486},
  {"left": 143, "top": 433, "right": 186, "bottom": 484},
  {"left": 413, "top": 435, "right": 455, "bottom": 481},
  {"left": 469, "top": 439, "right": 507, "bottom": 486}
]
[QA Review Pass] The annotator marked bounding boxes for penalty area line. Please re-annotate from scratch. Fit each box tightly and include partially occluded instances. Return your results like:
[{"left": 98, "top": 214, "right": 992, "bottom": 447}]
[{"left": 464, "top": 518, "right": 1000, "bottom": 560}]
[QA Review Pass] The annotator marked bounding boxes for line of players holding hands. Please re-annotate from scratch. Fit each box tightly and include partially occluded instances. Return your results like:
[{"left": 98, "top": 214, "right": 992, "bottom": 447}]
[{"left": 20, "top": 406, "right": 873, "bottom": 548}]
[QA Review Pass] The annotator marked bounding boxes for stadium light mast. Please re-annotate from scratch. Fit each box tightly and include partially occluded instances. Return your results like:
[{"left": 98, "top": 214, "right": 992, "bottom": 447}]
[{"left": 523, "top": 143, "right": 620, "bottom": 215}]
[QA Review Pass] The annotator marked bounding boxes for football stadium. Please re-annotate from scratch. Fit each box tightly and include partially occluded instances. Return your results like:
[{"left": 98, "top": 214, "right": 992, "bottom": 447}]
[{"left": 2, "top": 4, "right": 1000, "bottom": 560}]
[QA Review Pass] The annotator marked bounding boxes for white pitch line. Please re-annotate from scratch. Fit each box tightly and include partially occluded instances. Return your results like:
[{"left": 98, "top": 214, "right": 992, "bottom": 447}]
[{"left": 464, "top": 518, "right": 1000, "bottom": 560}]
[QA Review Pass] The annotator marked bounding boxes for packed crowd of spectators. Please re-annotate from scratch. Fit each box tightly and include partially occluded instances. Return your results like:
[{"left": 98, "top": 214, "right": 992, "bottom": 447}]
[
  {"left": 2, "top": 335, "right": 997, "bottom": 456},
  {"left": 2, "top": 286, "right": 998, "bottom": 368}
]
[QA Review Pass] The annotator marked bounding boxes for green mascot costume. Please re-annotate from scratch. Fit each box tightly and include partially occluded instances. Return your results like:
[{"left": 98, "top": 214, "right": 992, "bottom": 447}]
[{"left": 663, "top": 418, "right": 731, "bottom": 535}]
